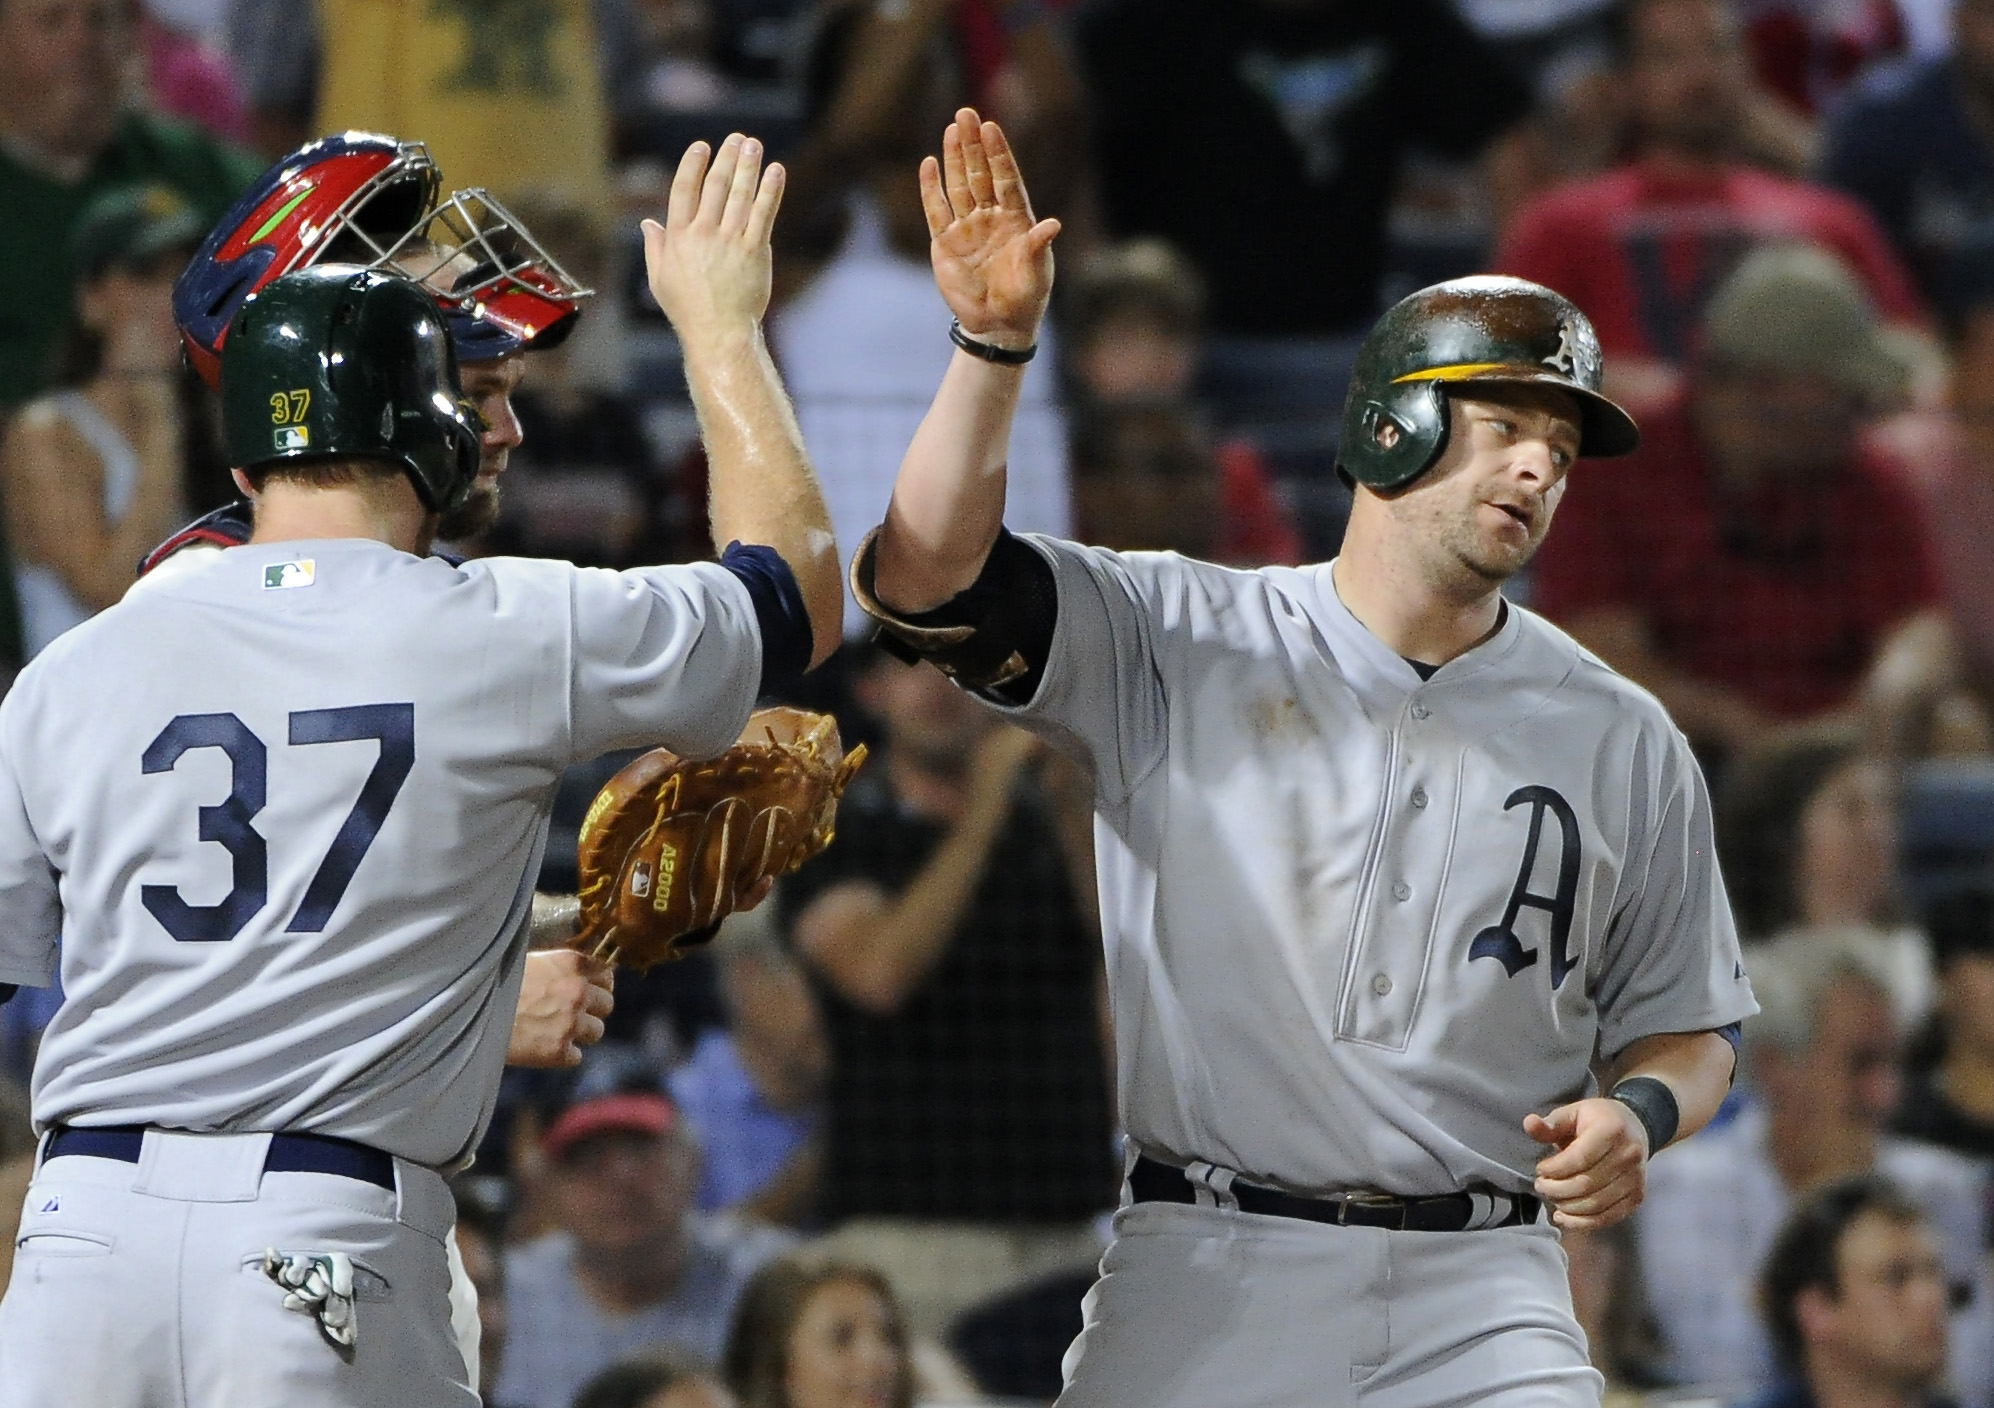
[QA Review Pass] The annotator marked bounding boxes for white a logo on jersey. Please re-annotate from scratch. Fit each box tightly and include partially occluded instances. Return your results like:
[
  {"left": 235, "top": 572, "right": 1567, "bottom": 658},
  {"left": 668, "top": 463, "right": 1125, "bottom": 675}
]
[{"left": 264, "top": 560, "right": 316, "bottom": 590}]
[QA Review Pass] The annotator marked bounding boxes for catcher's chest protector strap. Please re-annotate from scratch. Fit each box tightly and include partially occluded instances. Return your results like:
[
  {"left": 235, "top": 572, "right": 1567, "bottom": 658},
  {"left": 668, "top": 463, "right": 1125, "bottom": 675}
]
[
  {"left": 849, "top": 527, "right": 1057, "bottom": 701},
  {"left": 719, "top": 541, "right": 813, "bottom": 694}
]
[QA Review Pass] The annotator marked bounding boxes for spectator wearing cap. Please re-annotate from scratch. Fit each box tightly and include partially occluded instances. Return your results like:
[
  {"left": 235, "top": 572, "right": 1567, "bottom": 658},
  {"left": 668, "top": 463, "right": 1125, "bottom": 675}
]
[
  {"left": 1531, "top": 243, "right": 1945, "bottom": 763},
  {"left": 1062, "top": 241, "right": 1304, "bottom": 566},
  {"left": 1745, "top": 1174, "right": 1958, "bottom": 1408},
  {"left": 1493, "top": 0, "right": 1934, "bottom": 416},
  {"left": 0, "top": 0, "right": 261, "bottom": 412},
  {"left": 1635, "top": 927, "right": 1994, "bottom": 1403},
  {"left": 1894, "top": 888, "right": 1994, "bottom": 1161},
  {"left": 494, "top": 1089, "right": 794, "bottom": 1408},
  {"left": 0, "top": 183, "right": 232, "bottom": 661}
]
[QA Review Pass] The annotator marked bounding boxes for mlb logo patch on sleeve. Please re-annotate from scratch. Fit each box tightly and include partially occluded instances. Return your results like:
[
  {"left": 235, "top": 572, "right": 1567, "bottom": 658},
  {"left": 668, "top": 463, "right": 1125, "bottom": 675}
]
[
  {"left": 275, "top": 426, "right": 310, "bottom": 450},
  {"left": 264, "top": 560, "right": 316, "bottom": 590}
]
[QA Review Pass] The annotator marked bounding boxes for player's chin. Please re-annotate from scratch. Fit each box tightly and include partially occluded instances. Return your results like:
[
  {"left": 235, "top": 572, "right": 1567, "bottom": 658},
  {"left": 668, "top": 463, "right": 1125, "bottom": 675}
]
[{"left": 437, "top": 481, "right": 502, "bottom": 542}]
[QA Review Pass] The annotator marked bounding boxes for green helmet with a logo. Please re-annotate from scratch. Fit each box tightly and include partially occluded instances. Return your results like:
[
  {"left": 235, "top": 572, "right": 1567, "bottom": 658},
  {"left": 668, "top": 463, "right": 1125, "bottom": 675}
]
[
  {"left": 1337, "top": 275, "right": 1640, "bottom": 491},
  {"left": 220, "top": 264, "right": 482, "bottom": 513}
]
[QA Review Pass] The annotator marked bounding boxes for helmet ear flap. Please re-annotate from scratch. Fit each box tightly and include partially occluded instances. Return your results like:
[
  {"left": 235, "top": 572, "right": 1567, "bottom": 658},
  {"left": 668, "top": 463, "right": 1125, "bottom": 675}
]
[{"left": 1346, "top": 382, "right": 1448, "bottom": 491}]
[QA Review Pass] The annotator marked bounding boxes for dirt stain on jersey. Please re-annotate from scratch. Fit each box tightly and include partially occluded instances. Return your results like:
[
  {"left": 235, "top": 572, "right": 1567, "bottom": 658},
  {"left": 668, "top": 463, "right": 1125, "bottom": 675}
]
[{"left": 1247, "top": 695, "right": 1303, "bottom": 743}]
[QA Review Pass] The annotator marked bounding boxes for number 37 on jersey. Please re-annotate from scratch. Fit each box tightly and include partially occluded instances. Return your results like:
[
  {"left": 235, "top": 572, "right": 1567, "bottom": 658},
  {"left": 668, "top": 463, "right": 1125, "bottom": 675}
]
[{"left": 139, "top": 704, "right": 414, "bottom": 943}]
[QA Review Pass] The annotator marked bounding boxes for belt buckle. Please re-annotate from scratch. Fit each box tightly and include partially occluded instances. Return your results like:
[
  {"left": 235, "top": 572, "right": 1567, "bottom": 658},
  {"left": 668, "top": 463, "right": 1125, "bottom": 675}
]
[{"left": 1335, "top": 1192, "right": 1406, "bottom": 1230}]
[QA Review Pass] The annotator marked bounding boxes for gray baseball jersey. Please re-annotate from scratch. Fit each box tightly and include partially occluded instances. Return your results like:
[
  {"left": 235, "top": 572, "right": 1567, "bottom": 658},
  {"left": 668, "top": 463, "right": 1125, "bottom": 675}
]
[
  {"left": 0, "top": 538, "right": 761, "bottom": 1168},
  {"left": 994, "top": 537, "right": 1756, "bottom": 1198}
]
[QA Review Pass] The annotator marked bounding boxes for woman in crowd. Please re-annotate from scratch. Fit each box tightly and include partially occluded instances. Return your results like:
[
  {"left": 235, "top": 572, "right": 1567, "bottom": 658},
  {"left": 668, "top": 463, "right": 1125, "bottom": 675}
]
[
  {"left": 1716, "top": 725, "right": 1932, "bottom": 1024},
  {"left": 0, "top": 184, "right": 228, "bottom": 658},
  {"left": 723, "top": 1259, "right": 915, "bottom": 1408}
]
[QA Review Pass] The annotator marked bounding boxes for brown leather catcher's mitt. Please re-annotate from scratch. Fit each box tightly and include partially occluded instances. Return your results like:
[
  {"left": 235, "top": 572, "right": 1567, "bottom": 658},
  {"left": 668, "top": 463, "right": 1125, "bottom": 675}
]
[{"left": 572, "top": 707, "right": 867, "bottom": 969}]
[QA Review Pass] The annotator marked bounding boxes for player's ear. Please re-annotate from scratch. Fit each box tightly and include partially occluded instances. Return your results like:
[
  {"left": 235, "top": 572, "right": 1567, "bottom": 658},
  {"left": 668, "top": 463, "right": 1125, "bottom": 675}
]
[{"left": 230, "top": 467, "right": 257, "bottom": 500}]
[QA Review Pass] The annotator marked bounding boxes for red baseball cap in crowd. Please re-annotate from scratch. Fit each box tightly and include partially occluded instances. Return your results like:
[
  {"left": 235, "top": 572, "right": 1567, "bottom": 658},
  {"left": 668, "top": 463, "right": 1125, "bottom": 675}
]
[{"left": 541, "top": 1091, "right": 678, "bottom": 1162}]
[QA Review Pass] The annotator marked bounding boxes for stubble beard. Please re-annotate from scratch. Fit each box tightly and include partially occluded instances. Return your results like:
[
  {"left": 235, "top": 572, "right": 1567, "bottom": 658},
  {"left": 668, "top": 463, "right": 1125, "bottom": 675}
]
[
  {"left": 437, "top": 479, "right": 501, "bottom": 542},
  {"left": 1431, "top": 503, "right": 1539, "bottom": 592}
]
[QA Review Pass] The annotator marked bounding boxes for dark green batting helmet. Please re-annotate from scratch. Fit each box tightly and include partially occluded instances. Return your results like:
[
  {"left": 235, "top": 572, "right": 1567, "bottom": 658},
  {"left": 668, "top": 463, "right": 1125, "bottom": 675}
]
[
  {"left": 1337, "top": 275, "right": 1640, "bottom": 491},
  {"left": 221, "top": 264, "right": 482, "bottom": 512}
]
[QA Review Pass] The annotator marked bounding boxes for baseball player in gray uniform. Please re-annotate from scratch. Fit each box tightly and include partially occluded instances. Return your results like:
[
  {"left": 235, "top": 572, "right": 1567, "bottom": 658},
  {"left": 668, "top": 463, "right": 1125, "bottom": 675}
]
[
  {"left": 850, "top": 109, "right": 1758, "bottom": 1408},
  {"left": 0, "top": 133, "right": 839, "bottom": 1407}
]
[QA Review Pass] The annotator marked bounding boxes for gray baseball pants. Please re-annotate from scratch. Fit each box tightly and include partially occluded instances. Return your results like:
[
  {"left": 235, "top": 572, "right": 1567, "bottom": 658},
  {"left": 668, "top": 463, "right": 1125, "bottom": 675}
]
[
  {"left": 0, "top": 1130, "right": 472, "bottom": 1406},
  {"left": 1056, "top": 1198, "right": 1602, "bottom": 1408}
]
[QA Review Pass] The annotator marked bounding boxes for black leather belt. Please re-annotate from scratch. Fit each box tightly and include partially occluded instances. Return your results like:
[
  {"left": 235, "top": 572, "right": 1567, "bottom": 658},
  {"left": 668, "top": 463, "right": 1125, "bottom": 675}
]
[
  {"left": 45, "top": 1125, "right": 396, "bottom": 1191},
  {"left": 1129, "top": 1155, "right": 1540, "bottom": 1231}
]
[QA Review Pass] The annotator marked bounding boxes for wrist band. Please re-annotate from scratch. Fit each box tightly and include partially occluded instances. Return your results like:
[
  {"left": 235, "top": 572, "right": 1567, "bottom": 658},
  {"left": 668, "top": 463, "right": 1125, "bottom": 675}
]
[
  {"left": 1610, "top": 1076, "right": 1680, "bottom": 1156},
  {"left": 950, "top": 318, "right": 1036, "bottom": 365}
]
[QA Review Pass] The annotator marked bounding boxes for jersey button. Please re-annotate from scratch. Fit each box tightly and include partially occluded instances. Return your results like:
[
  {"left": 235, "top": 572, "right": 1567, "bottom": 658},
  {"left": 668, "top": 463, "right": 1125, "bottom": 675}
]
[
  {"left": 1371, "top": 973, "right": 1393, "bottom": 996},
  {"left": 1410, "top": 704, "right": 1432, "bottom": 721},
  {"left": 1411, "top": 787, "right": 1429, "bottom": 809},
  {"left": 1391, "top": 881, "right": 1412, "bottom": 901}
]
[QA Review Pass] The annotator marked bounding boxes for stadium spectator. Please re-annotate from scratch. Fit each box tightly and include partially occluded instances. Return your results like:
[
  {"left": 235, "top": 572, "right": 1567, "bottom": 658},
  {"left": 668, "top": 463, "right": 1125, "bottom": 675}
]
[
  {"left": 1715, "top": 726, "right": 1933, "bottom": 1024},
  {"left": 1636, "top": 927, "right": 1994, "bottom": 1403},
  {"left": 779, "top": 650, "right": 1114, "bottom": 1338},
  {"left": 572, "top": 1352, "right": 737, "bottom": 1408},
  {"left": 1493, "top": 0, "right": 1930, "bottom": 414},
  {"left": 1455, "top": 0, "right": 1625, "bottom": 196},
  {"left": 1530, "top": 245, "right": 1944, "bottom": 761},
  {"left": 0, "top": 185, "right": 229, "bottom": 659},
  {"left": 770, "top": 4, "right": 1073, "bottom": 635},
  {"left": 1894, "top": 887, "right": 1994, "bottom": 1160},
  {"left": 495, "top": 1089, "right": 793, "bottom": 1408},
  {"left": 1718, "top": 729, "right": 1903, "bottom": 937},
  {"left": 1864, "top": 239, "right": 1994, "bottom": 752},
  {"left": 1745, "top": 1174, "right": 1955, "bottom": 1408},
  {"left": 1068, "top": 404, "right": 1231, "bottom": 561},
  {"left": 1075, "top": 0, "right": 1532, "bottom": 341},
  {"left": 668, "top": 910, "right": 826, "bottom": 1226},
  {"left": 721, "top": 1259, "right": 914, "bottom": 1408},
  {"left": 1819, "top": 0, "right": 1994, "bottom": 324},
  {"left": 0, "top": 0, "right": 260, "bottom": 410},
  {"left": 1062, "top": 240, "right": 1303, "bottom": 566}
]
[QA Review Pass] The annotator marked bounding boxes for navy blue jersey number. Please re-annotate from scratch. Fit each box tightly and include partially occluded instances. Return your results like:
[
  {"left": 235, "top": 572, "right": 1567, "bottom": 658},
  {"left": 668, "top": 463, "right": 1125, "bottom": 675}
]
[
  {"left": 141, "top": 705, "right": 415, "bottom": 941},
  {"left": 286, "top": 705, "right": 415, "bottom": 933},
  {"left": 141, "top": 713, "right": 268, "bottom": 942}
]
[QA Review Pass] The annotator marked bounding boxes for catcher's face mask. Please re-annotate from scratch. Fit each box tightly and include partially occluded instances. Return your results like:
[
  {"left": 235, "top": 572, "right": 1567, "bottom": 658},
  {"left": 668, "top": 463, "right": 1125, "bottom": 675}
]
[{"left": 367, "top": 189, "right": 592, "bottom": 365}]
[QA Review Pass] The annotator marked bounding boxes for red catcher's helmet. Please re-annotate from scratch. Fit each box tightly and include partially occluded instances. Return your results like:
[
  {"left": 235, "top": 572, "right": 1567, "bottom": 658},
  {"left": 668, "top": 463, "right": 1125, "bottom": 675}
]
[
  {"left": 175, "top": 132, "right": 591, "bottom": 388},
  {"left": 175, "top": 132, "right": 440, "bottom": 389}
]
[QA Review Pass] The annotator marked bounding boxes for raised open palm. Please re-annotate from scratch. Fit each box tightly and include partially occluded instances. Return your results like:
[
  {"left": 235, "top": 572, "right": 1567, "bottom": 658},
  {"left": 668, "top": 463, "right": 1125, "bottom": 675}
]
[{"left": 922, "top": 108, "right": 1060, "bottom": 345}]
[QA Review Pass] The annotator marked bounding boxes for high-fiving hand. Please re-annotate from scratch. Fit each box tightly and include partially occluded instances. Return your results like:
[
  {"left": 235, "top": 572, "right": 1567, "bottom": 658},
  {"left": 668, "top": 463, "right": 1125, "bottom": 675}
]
[
  {"left": 922, "top": 107, "right": 1061, "bottom": 351},
  {"left": 643, "top": 132, "right": 785, "bottom": 337}
]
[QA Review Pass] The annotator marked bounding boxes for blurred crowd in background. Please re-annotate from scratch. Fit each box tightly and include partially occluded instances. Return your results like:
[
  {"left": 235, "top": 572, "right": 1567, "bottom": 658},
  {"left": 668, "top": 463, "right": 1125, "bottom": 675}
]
[{"left": 9, "top": 0, "right": 1994, "bottom": 1405}]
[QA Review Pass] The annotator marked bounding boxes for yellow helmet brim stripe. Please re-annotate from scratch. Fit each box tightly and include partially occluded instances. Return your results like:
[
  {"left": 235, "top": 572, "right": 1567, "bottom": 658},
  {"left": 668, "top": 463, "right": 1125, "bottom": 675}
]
[{"left": 1391, "top": 362, "right": 1534, "bottom": 383}]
